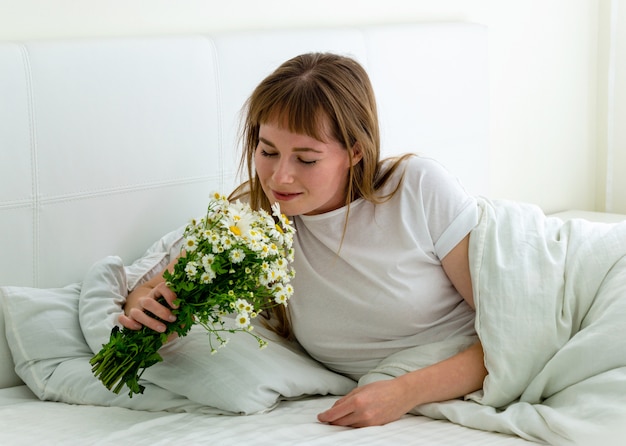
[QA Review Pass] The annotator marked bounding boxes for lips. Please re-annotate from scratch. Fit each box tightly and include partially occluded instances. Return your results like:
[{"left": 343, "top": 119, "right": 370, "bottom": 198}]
[{"left": 272, "top": 190, "right": 301, "bottom": 201}]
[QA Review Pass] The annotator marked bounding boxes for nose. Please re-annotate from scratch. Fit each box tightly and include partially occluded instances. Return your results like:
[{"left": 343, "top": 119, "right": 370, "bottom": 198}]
[{"left": 272, "top": 158, "right": 294, "bottom": 184}]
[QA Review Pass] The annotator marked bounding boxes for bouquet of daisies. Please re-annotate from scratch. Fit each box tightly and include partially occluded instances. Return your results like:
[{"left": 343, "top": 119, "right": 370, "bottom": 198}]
[{"left": 90, "top": 193, "right": 296, "bottom": 397}]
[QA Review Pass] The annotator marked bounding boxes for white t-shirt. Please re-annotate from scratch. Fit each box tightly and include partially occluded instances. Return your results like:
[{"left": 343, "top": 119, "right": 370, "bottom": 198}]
[{"left": 288, "top": 156, "right": 478, "bottom": 379}]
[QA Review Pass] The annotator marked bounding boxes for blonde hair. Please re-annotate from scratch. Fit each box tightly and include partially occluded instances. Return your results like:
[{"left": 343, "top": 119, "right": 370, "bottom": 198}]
[{"left": 231, "top": 52, "right": 412, "bottom": 337}]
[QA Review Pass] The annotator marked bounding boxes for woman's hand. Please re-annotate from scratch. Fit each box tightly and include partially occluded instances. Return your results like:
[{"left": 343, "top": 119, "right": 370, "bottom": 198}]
[
  {"left": 318, "top": 341, "right": 487, "bottom": 428},
  {"left": 119, "top": 259, "right": 180, "bottom": 332},
  {"left": 317, "top": 377, "right": 416, "bottom": 427}
]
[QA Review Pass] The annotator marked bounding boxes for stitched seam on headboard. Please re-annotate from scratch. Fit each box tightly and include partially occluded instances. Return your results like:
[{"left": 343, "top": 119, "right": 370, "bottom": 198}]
[
  {"left": 0, "top": 199, "right": 33, "bottom": 210},
  {"left": 33, "top": 175, "right": 229, "bottom": 205},
  {"left": 19, "top": 44, "right": 39, "bottom": 287}
]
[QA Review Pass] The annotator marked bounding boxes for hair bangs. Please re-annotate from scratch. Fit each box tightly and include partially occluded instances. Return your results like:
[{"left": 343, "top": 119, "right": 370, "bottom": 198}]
[{"left": 259, "top": 78, "right": 337, "bottom": 144}]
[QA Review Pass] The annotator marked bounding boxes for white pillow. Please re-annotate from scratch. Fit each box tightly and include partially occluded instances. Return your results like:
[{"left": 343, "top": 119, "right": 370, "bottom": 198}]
[
  {"left": 124, "top": 224, "right": 185, "bottom": 291},
  {"left": 79, "top": 224, "right": 185, "bottom": 353},
  {"left": 0, "top": 289, "right": 23, "bottom": 388},
  {"left": 144, "top": 321, "right": 356, "bottom": 414},
  {"left": 44, "top": 357, "right": 225, "bottom": 415},
  {"left": 1, "top": 281, "right": 218, "bottom": 413},
  {"left": 79, "top": 255, "right": 356, "bottom": 414},
  {"left": 2, "top": 283, "right": 87, "bottom": 395},
  {"left": 78, "top": 257, "right": 127, "bottom": 354}
]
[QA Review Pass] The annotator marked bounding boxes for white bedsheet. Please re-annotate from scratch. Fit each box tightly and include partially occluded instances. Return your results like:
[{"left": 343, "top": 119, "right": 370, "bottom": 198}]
[{"left": 0, "top": 386, "right": 532, "bottom": 445}]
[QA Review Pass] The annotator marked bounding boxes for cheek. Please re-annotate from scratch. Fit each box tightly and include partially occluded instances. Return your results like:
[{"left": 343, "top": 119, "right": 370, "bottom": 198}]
[
  {"left": 307, "top": 167, "right": 347, "bottom": 200},
  {"left": 327, "top": 162, "right": 351, "bottom": 187},
  {"left": 254, "top": 153, "right": 269, "bottom": 178}
]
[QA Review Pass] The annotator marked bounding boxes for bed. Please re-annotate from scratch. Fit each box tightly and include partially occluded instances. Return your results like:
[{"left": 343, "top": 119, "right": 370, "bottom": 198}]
[{"left": 1, "top": 23, "right": 625, "bottom": 445}]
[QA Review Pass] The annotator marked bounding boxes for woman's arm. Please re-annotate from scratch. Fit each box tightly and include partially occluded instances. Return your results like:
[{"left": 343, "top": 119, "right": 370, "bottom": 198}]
[
  {"left": 317, "top": 234, "right": 486, "bottom": 427},
  {"left": 119, "top": 258, "right": 180, "bottom": 333},
  {"left": 441, "top": 233, "right": 475, "bottom": 309}
]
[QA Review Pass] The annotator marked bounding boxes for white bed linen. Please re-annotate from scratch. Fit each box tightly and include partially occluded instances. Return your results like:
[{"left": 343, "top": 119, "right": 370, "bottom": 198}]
[
  {"left": 419, "top": 199, "right": 626, "bottom": 445},
  {"left": 0, "top": 386, "right": 532, "bottom": 446}
]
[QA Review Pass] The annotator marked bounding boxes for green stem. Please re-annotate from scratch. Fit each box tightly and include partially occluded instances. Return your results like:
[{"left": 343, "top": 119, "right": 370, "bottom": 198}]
[{"left": 90, "top": 325, "right": 167, "bottom": 397}]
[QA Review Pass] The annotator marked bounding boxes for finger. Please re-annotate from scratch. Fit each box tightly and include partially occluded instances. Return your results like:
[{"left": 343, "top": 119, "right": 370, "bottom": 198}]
[
  {"left": 317, "top": 400, "right": 354, "bottom": 424},
  {"left": 154, "top": 282, "right": 179, "bottom": 309},
  {"left": 127, "top": 306, "right": 169, "bottom": 332},
  {"left": 141, "top": 294, "right": 177, "bottom": 323},
  {"left": 319, "top": 410, "right": 370, "bottom": 428},
  {"left": 118, "top": 313, "right": 142, "bottom": 330}
]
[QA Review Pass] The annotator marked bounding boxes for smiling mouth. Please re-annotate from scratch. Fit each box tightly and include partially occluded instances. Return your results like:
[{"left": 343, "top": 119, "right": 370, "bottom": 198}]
[{"left": 272, "top": 190, "right": 301, "bottom": 201}]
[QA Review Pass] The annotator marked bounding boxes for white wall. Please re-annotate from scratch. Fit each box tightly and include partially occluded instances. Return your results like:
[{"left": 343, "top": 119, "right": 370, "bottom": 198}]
[
  {"left": 602, "top": 0, "right": 626, "bottom": 214},
  {"left": 0, "top": 0, "right": 620, "bottom": 214},
  {"left": 613, "top": 3, "right": 626, "bottom": 214}
]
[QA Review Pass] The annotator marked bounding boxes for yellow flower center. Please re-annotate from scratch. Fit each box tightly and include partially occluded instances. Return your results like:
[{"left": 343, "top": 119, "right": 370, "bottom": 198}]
[{"left": 229, "top": 225, "right": 242, "bottom": 236}]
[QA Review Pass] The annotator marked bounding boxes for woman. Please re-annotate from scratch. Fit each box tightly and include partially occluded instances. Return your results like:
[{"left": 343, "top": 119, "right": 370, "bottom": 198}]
[{"left": 120, "top": 52, "right": 487, "bottom": 428}]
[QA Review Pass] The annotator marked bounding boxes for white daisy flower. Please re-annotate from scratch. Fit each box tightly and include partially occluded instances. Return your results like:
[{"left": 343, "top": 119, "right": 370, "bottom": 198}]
[
  {"left": 234, "top": 299, "right": 253, "bottom": 313},
  {"left": 201, "top": 254, "right": 215, "bottom": 270},
  {"left": 235, "top": 312, "right": 250, "bottom": 329},
  {"left": 222, "top": 201, "right": 255, "bottom": 239},
  {"left": 234, "top": 299, "right": 247, "bottom": 312},
  {"left": 271, "top": 202, "right": 282, "bottom": 219},
  {"left": 274, "top": 293, "right": 288, "bottom": 305},
  {"left": 184, "top": 262, "right": 198, "bottom": 280},
  {"left": 206, "top": 231, "right": 220, "bottom": 244},
  {"left": 283, "top": 283, "right": 294, "bottom": 297},
  {"left": 273, "top": 258, "right": 288, "bottom": 270},
  {"left": 183, "top": 235, "right": 198, "bottom": 252},
  {"left": 221, "top": 236, "right": 234, "bottom": 250},
  {"left": 200, "top": 271, "right": 213, "bottom": 284},
  {"left": 229, "top": 248, "right": 245, "bottom": 263},
  {"left": 267, "top": 242, "right": 279, "bottom": 256},
  {"left": 210, "top": 191, "right": 226, "bottom": 202},
  {"left": 247, "top": 228, "right": 263, "bottom": 241}
]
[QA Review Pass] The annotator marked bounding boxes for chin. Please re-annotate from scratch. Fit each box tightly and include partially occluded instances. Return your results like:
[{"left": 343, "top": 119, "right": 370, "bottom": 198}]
[{"left": 277, "top": 204, "right": 303, "bottom": 217}]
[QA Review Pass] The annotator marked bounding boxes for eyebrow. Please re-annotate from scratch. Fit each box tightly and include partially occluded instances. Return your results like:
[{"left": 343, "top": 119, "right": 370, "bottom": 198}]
[{"left": 258, "top": 137, "right": 323, "bottom": 153}]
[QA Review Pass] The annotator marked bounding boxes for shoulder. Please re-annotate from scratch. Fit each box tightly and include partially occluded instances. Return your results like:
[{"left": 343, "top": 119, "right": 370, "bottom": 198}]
[
  {"left": 379, "top": 155, "right": 462, "bottom": 192},
  {"left": 403, "top": 155, "right": 455, "bottom": 176},
  {"left": 381, "top": 155, "right": 475, "bottom": 217}
]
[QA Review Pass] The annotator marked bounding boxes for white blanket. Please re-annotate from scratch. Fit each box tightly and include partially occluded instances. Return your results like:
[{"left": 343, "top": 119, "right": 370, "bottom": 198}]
[
  {"left": 415, "top": 198, "right": 626, "bottom": 444},
  {"left": 360, "top": 198, "right": 626, "bottom": 444}
]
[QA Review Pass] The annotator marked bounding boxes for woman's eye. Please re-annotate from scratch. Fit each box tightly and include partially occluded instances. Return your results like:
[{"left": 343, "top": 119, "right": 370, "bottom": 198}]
[
  {"left": 299, "top": 159, "right": 317, "bottom": 165},
  {"left": 260, "top": 149, "right": 277, "bottom": 157}
]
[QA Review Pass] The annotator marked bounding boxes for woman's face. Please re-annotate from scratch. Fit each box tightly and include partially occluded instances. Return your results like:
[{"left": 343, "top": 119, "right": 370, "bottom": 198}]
[{"left": 254, "top": 121, "right": 360, "bottom": 216}]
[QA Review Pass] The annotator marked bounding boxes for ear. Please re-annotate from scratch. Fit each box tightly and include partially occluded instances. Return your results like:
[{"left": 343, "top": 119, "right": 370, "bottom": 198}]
[{"left": 350, "top": 143, "right": 363, "bottom": 166}]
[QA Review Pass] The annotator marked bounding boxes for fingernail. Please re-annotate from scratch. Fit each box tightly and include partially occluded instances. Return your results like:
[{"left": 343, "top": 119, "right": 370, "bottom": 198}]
[
  {"left": 168, "top": 315, "right": 177, "bottom": 322},
  {"left": 157, "top": 324, "right": 166, "bottom": 332}
]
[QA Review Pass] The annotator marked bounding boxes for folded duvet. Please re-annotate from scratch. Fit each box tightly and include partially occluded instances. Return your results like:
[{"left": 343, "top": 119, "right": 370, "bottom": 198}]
[{"left": 417, "top": 198, "right": 626, "bottom": 444}]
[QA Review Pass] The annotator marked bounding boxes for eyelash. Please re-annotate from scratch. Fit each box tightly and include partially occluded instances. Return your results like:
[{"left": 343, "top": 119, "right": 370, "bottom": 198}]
[{"left": 259, "top": 149, "right": 317, "bottom": 165}]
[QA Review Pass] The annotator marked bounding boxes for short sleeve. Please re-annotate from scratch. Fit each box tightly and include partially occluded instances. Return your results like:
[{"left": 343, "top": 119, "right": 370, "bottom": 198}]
[{"left": 401, "top": 156, "right": 478, "bottom": 259}]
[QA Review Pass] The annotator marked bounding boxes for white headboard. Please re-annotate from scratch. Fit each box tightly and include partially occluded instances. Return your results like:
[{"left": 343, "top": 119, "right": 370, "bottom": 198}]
[{"left": 0, "top": 23, "right": 488, "bottom": 288}]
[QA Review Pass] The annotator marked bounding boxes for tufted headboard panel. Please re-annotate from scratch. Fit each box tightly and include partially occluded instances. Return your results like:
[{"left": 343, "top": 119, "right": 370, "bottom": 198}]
[{"left": 0, "top": 23, "right": 488, "bottom": 289}]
